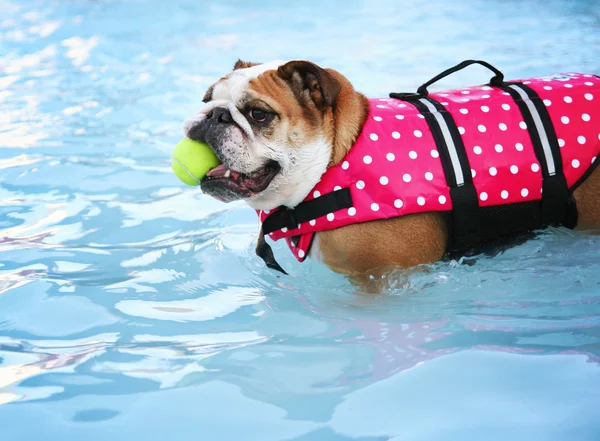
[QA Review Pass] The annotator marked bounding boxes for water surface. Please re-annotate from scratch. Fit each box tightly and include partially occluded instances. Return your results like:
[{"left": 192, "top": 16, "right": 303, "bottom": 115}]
[{"left": 1, "top": 0, "right": 600, "bottom": 440}]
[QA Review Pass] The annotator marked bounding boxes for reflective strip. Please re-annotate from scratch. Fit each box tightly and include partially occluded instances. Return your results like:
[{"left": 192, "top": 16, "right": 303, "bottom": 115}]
[
  {"left": 508, "top": 84, "right": 556, "bottom": 176},
  {"left": 419, "top": 98, "right": 464, "bottom": 186}
]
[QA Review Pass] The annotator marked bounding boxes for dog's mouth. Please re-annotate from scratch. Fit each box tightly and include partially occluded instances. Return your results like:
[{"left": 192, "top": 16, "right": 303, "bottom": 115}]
[{"left": 200, "top": 160, "right": 281, "bottom": 202}]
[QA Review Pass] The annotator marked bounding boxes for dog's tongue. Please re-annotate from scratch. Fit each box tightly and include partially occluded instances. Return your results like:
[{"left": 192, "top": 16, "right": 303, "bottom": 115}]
[
  {"left": 206, "top": 164, "right": 229, "bottom": 178},
  {"left": 204, "top": 162, "right": 278, "bottom": 193},
  {"left": 205, "top": 164, "right": 241, "bottom": 180}
]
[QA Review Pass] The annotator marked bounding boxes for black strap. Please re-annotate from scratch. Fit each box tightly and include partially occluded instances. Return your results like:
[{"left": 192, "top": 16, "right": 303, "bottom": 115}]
[
  {"left": 408, "top": 97, "right": 480, "bottom": 251},
  {"left": 256, "top": 187, "right": 353, "bottom": 273},
  {"left": 390, "top": 60, "right": 505, "bottom": 101},
  {"left": 498, "top": 82, "right": 571, "bottom": 226},
  {"left": 255, "top": 229, "right": 287, "bottom": 275},
  {"left": 261, "top": 188, "right": 353, "bottom": 235}
]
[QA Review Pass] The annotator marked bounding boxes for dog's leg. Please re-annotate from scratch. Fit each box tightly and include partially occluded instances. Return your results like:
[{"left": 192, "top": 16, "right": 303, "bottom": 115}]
[{"left": 573, "top": 166, "right": 600, "bottom": 229}]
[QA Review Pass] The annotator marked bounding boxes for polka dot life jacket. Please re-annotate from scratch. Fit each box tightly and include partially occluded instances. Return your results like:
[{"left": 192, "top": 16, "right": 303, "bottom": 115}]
[{"left": 256, "top": 61, "right": 600, "bottom": 273}]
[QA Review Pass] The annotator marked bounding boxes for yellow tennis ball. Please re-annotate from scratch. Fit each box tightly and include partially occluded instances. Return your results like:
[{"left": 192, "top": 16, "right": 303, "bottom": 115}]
[{"left": 171, "top": 138, "right": 221, "bottom": 186}]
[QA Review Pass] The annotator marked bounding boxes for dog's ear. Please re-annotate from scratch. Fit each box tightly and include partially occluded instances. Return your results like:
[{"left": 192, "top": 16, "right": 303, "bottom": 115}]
[
  {"left": 234, "top": 59, "right": 261, "bottom": 70},
  {"left": 277, "top": 60, "right": 341, "bottom": 109},
  {"left": 202, "top": 60, "right": 262, "bottom": 102}
]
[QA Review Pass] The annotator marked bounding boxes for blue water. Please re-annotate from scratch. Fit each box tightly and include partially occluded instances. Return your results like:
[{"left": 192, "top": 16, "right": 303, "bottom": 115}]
[{"left": 1, "top": 0, "right": 600, "bottom": 439}]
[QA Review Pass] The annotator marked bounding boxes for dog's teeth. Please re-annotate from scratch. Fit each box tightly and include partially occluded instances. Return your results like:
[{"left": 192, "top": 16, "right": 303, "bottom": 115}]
[{"left": 224, "top": 169, "right": 231, "bottom": 178}]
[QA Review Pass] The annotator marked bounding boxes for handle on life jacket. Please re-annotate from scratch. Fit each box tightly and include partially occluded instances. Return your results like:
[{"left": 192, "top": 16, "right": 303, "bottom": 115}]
[{"left": 390, "top": 60, "right": 505, "bottom": 100}]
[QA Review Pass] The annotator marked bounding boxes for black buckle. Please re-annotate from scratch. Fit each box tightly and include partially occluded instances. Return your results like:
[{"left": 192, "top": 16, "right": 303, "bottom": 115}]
[
  {"left": 389, "top": 92, "right": 424, "bottom": 101},
  {"left": 489, "top": 76, "right": 505, "bottom": 87}
]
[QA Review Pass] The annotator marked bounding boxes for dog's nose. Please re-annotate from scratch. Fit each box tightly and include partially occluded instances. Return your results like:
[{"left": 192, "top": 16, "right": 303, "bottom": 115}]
[{"left": 208, "top": 107, "right": 233, "bottom": 124}]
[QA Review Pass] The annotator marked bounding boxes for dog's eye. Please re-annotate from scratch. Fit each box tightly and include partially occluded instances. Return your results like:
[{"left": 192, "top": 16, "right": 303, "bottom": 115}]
[{"left": 249, "top": 108, "right": 268, "bottom": 122}]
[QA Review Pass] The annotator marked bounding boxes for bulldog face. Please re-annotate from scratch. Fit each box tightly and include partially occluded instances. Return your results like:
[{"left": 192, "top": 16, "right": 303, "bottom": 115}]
[{"left": 183, "top": 59, "right": 343, "bottom": 210}]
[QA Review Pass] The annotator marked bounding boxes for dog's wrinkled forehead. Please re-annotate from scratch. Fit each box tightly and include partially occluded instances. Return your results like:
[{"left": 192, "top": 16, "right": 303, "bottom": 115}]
[{"left": 204, "top": 60, "right": 287, "bottom": 105}]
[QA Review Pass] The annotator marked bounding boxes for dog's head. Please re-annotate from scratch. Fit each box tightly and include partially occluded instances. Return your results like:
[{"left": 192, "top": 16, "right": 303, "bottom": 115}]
[{"left": 183, "top": 59, "right": 368, "bottom": 211}]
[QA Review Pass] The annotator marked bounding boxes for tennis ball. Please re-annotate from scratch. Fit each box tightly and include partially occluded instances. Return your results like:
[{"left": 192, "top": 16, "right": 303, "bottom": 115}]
[{"left": 171, "top": 138, "right": 221, "bottom": 186}]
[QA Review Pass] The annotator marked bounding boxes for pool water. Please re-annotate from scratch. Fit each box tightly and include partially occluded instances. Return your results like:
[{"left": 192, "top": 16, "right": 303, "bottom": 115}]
[{"left": 1, "top": 0, "right": 600, "bottom": 439}]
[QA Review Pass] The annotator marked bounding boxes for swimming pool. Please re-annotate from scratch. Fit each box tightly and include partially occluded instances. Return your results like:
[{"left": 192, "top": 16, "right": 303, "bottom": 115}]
[{"left": 0, "top": 0, "right": 599, "bottom": 439}]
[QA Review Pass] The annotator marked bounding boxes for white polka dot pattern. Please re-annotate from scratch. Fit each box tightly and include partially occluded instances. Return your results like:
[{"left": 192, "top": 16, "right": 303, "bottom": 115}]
[
  {"left": 431, "top": 81, "right": 551, "bottom": 208},
  {"left": 261, "top": 74, "right": 600, "bottom": 263}
]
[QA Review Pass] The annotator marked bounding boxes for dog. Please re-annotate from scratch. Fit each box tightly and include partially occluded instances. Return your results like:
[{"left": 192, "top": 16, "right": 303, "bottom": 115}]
[{"left": 183, "top": 59, "right": 600, "bottom": 282}]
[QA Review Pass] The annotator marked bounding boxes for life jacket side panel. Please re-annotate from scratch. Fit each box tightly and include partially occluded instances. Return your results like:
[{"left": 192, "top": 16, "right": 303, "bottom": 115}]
[{"left": 428, "top": 86, "right": 544, "bottom": 206}]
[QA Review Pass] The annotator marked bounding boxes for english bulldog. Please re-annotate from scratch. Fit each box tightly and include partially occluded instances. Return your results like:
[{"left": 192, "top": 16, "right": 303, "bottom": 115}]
[{"left": 183, "top": 59, "right": 600, "bottom": 282}]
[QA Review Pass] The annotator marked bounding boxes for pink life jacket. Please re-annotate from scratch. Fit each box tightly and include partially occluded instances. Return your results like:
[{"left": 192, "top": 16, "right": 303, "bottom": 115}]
[{"left": 256, "top": 61, "right": 600, "bottom": 273}]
